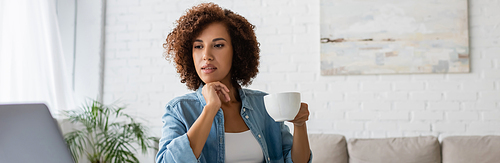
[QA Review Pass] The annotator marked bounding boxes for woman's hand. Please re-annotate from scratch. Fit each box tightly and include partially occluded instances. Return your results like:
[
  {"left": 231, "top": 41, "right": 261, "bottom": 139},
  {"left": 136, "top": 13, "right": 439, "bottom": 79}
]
[
  {"left": 289, "top": 103, "right": 309, "bottom": 127},
  {"left": 188, "top": 82, "right": 230, "bottom": 159},
  {"left": 202, "top": 82, "right": 230, "bottom": 110},
  {"left": 289, "top": 103, "right": 311, "bottom": 162}
]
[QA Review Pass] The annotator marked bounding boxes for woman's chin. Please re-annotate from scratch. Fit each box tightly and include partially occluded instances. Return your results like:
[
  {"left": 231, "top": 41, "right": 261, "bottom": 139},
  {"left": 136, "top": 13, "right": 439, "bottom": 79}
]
[
  {"left": 201, "top": 78, "right": 221, "bottom": 84},
  {"left": 200, "top": 74, "right": 231, "bottom": 85}
]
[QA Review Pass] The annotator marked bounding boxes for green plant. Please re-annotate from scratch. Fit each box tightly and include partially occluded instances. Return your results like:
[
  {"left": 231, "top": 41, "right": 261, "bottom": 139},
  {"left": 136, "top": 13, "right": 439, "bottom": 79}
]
[{"left": 62, "top": 100, "right": 159, "bottom": 163}]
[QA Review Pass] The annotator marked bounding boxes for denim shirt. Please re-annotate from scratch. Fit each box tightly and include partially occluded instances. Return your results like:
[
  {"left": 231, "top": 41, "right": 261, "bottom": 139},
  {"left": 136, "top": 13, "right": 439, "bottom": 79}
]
[{"left": 156, "top": 86, "right": 312, "bottom": 163}]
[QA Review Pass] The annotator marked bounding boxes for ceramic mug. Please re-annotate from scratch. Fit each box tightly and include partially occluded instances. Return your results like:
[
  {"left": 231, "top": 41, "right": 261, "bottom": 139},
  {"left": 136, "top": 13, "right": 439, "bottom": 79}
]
[{"left": 264, "top": 92, "right": 301, "bottom": 122}]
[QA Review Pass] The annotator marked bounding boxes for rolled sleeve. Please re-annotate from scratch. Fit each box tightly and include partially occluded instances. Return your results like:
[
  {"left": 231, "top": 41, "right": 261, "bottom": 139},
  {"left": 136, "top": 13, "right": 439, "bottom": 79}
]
[{"left": 156, "top": 105, "right": 199, "bottom": 163}]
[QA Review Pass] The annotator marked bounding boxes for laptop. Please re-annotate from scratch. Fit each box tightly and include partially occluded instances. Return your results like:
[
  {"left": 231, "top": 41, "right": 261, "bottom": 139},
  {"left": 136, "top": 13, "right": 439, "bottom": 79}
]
[{"left": 0, "top": 103, "right": 75, "bottom": 163}]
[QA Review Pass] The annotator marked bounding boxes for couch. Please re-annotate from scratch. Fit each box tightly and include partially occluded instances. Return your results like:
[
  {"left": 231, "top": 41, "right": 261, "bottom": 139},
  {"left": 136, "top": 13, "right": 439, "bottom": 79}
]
[{"left": 308, "top": 134, "right": 500, "bottom": 163}]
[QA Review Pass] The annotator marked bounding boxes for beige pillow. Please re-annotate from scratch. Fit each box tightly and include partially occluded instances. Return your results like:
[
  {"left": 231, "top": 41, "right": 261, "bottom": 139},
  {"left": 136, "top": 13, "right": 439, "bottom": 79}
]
[
  {"left": 308, "top": 134, "right": 348, "bottom": 163},
  {"left": 348, "top": 136, "right": 441, "bottom": 163},
  {"left": 442, "top": 135, "right": 500, "bottom": 163}
]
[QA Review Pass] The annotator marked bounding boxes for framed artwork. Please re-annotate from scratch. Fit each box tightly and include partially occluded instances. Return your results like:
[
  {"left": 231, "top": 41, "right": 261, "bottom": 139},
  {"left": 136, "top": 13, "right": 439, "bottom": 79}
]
[{"left": 320, "top": 0, "right": 469, "bottom": 75}]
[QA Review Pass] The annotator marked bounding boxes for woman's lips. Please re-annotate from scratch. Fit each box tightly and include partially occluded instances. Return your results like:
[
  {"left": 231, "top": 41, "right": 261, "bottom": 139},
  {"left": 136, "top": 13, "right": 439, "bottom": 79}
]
[{"left": 201, "top": 64, "right": 217, "bottom": 74}]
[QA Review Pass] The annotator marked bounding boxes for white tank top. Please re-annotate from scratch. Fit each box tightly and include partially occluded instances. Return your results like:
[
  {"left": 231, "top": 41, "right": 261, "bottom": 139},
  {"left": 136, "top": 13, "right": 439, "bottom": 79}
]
[{"left": 225, "top": 130, "right": 265, "bottom": 163}]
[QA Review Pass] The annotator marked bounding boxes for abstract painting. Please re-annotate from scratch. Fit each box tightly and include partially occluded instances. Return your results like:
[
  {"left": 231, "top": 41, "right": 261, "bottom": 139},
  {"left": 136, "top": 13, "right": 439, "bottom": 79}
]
[{"left": 320, "top": 0, "right": 469, "bottom": 75}]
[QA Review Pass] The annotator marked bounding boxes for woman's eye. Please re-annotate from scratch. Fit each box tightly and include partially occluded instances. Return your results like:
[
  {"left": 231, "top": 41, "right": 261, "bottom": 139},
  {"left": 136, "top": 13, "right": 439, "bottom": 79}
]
[
  {"left": 214, "top": 44, "right": 224, "bottom": 48},
  {"left": 194, "top": 45, "right": 202, "bottom": 49}
]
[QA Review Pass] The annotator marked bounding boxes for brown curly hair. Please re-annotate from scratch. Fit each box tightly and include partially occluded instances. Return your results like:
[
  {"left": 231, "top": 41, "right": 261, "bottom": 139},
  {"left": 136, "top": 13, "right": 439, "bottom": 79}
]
[{"left": 163, "top": 3, "right": 260, "bottom": 91}]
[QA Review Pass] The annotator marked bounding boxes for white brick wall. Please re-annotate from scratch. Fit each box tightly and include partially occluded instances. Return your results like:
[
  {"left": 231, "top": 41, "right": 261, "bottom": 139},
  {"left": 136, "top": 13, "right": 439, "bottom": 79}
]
[{"left": 104, "top": 0, "right": 500, "bottom": 162}]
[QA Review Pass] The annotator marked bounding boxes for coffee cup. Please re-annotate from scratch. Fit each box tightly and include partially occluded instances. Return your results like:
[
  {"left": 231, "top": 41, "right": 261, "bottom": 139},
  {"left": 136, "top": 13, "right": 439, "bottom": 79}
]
[{"left": 264, "top": 92, "right": 301, "bottom": 122}]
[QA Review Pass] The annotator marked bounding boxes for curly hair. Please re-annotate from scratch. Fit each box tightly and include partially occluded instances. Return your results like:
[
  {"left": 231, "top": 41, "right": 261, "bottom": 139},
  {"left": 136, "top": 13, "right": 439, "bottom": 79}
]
[{"left": 163, "top": 3, "right": 260, "bottom": 91}]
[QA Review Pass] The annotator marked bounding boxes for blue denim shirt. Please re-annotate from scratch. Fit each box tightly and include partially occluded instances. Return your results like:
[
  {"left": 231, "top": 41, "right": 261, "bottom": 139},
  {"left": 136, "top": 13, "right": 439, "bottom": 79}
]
[{"left": 156, "top": 86, "right": 312, "bottom": 163}]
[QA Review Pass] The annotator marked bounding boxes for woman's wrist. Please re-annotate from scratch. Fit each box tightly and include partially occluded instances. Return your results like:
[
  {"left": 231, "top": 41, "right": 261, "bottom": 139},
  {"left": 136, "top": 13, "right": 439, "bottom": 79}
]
[
  {"left": 293, "top": 122, "right": 307, "bottom": 127},
  {"left": 204, "top": 104, "right": 220, "bottom": 113}
]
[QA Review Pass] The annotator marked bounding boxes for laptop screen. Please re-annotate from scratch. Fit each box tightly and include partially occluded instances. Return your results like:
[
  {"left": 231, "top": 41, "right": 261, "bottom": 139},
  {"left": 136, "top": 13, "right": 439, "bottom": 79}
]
[{"left": 0, "top": 103, "right": 75, "bottom": 163}]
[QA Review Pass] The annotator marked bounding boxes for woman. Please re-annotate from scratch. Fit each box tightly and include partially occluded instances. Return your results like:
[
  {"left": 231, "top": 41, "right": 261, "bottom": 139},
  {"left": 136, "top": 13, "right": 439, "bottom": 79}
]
[{"left": 156, "top": 3, "right": 312, "bottom": 163}]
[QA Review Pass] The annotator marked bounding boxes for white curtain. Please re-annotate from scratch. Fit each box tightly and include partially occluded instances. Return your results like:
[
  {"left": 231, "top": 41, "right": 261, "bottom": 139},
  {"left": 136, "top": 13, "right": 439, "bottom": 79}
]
[{"left": 0, "top": 0, "right": 75, "bottom": 115}]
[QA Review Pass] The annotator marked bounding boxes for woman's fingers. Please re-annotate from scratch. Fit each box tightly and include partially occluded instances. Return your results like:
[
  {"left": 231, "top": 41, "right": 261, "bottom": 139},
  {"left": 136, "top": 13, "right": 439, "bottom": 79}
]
[
  {"left": 289, "top": 103, "right": 310, "bottom": 125},
  {"left": 219, "top": 87, "right": 231, "bottom": 102},
  {"left": 215, "top": 83, "right": 230, "bottom": 93},
  {"left": 218, "top": 84, "right": 229, "bottom": 93},
  {"left": 291, "top": 115, "right": 308, "bottom": 122},
  {"left": 208, "top": 82, "right": 231, "bottom": 102}
]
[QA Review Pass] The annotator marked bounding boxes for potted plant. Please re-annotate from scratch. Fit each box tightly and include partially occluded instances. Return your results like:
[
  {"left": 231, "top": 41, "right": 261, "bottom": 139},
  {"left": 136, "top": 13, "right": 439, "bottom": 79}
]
[{"left": 62, "top": 100, "right": 159, "bottom": 163}]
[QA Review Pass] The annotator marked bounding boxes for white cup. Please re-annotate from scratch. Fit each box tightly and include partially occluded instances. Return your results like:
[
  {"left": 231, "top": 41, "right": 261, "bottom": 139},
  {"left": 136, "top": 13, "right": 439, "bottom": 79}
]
[{"left": 264, "top": 92, "right": 301, "bottom": 122}]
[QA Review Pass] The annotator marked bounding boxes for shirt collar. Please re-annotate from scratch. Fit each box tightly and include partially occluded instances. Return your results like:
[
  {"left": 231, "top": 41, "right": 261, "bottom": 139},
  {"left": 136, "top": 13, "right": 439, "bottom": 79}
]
[{"left": 195, "top": 84, "right": 254, "bottom": 110}]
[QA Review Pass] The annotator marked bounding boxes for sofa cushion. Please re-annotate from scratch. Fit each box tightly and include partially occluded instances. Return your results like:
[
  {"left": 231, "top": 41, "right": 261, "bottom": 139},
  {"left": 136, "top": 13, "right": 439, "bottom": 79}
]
[
  {"left": 308, "top": 134, "right": 348, "bottom": 163},
  {"left": 347, "top": 136, "right": 441, "bottom": 163},
  {"left": 442, "top": 135, "right": 500, "bottom": 163}
]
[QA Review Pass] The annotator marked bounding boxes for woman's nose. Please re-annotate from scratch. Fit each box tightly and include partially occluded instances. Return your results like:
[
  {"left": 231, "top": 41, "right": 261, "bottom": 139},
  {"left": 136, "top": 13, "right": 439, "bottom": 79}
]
[{"left": 202, "top": 50, "right": 213, "bottom": 61}]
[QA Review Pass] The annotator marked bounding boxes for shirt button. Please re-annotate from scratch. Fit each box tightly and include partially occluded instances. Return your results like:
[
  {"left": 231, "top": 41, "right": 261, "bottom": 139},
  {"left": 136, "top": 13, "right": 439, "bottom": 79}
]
[
  {"left": 245, "top": 115, "right": 249, "bottom": 119},
  {"left": 258, "top": 134, "right": 261, "bottom": 138},
  {"left": 243, "top": 108, "right": 246, "bottom": 112},
  {"left": 268, "top": 157, "right": 270, "bottom": 161}
]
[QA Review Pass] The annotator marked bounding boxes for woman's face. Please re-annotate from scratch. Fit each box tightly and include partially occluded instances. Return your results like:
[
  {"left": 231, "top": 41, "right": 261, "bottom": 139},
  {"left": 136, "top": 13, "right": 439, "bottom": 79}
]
[{"left": 192, "top": 22, "right": 233, "bottom": 85}]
